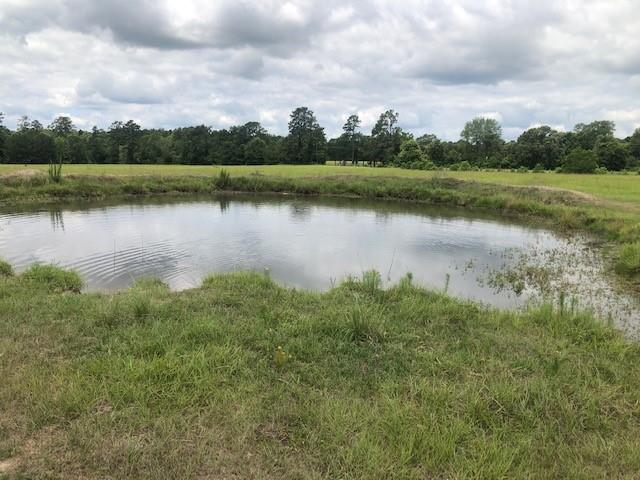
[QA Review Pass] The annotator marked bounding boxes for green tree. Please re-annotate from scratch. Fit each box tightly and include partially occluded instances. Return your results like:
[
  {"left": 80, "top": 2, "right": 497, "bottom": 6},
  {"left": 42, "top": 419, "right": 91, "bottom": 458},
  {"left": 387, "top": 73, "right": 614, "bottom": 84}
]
[
  {"left": 460, "top": 117, "right": 503, "bottom": 163},
  {"left": 6, "top": 121, "right": 55, "bottom": 164},
  {"left": 417, "top": 134, "right": 446, "bottom": 165},
  {"left": 514, "top": 126, "right": 563, "bottom": 169},
  {"left": 596, "top": 139, "right": 629, "bottom": 171},
  {"left": 244, "top": 137, "right": 267, "bottom": 165},
  {"left": 574, "top": 121, "right": 615, "bottom": 150},
  {"left": 109, "top": 120, "right": 142, "bottom": 164},
  {"left": 88, "top": 127, "right": 110, "bottom": 164},
  {"left": 0, "top": 112, "right": 7, "bottom": 163},
  {"left": 629, "top": 128, "right": 640, "bottom": 164},
  {"left": 48, "top": 116, "right": 76, "bottom": 137},
  {"left": 371, "top": 109, "right": 403, "bottom": 167},
  {"left": 287, "top": 107, "right": 326, "bottom": 164},
  {"left": 173, "top": 126, "right": 211, "bottom": 164},
  {"left": 342, "top": 114, "right": 361, "bottom": 165},
  {"left": 394, "top": 139, "right": 433, "bottom": 169},
  {"left": 562, "top": 148, "right": 598, "bottom": 173}
]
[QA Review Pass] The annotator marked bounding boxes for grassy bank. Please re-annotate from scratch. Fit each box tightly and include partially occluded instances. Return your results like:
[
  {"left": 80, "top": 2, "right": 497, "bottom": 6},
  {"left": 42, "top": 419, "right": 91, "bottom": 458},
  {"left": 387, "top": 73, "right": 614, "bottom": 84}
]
[
  {"left": 2, "top": 171, "right": 639, "bottom": 283},
  {"left": 1, "top": 163, "right": 640, "bottom": 203},
  {"left": 1, "top": 265, "right": 639, "bottom": 478}
]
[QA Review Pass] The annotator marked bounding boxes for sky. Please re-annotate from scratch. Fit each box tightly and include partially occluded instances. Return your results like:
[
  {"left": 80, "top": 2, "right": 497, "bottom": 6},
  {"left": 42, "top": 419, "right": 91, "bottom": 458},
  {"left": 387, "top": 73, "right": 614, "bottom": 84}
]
[{"left": 1, "top": 0, "right": 639, "bottom": 140}]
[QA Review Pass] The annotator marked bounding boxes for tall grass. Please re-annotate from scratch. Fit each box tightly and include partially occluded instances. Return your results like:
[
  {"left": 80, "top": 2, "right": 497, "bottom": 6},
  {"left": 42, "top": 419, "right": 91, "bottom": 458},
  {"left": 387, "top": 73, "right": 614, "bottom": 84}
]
[{"left": 0, "top": 264, "right": 638, "bottom": 478}]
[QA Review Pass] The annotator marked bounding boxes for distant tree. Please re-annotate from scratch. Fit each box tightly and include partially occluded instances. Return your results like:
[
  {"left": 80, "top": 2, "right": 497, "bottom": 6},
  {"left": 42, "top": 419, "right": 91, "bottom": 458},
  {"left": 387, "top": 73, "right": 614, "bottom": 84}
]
[
  {"left": 87, "top": 127, "right": 110, "bottom": 164},
  {"left": 342, "top": 114, "right": 361, "bottom": 165},
  {"left": 17, "top": 115, "right": 31, "bottom": 132},
  {"left": 67, "top": 133, "right": 89, "bottom": 163},
  {"left": 460, "top": 117, "right": 503, "bottom": 163},
  {"left": 287, "top": 107, "right": 326, "bottom": 164},
  {"left": 136, "top": 131, "right": 175, "bottom": 164},
  {"left": 0, "top": 112, "right": 6, "bottom": 163},
  {"left": 394, "top": 139, "right": 433, "bottom": 169},
  {"left": 514, "top": 126, "right": 563, "bottom": 169},
  {"left": 417, "top": 134, "right": 447, "bottom": 166},
  {"left": 629, "top": 128, "right": 640, "bottom": 163},
  {"left": 173, "top": 125, "right": 211, "bottom": 164},
  {"left": 596, "top": 139, "right": 629, "bottom": 171},
  {"left": 109, "top": 120, "right": 142, "bottom": 163},
  {"left": 562, "top": 148, "right": 598, "bottom": 173},
  {"left": 48, "top": 116, "right": 76, "bottom": 137},
  {"left": 6, "top": 122, "right": 55, "bottom": 163},
  {"left": 244, "top": 137, "right": 267, "bottom": 165},
  {"left": 574, "top": 121, "right": 615, "bottom": 150},
  {"left": 371, "top": 109, "right": 403, "bottom": 167}
]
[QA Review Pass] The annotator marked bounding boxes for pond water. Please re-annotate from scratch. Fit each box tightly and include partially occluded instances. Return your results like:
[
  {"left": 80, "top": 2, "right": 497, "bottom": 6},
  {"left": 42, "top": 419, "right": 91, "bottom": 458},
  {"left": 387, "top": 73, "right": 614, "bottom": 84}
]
[{"left": 1, "top": 195, "right": 638, "bottom": 334}]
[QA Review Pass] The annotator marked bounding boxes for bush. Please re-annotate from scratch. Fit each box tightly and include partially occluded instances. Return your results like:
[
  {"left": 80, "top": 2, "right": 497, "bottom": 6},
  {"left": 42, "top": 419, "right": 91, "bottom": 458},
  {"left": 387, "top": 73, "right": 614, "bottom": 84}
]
[
  {"left": 450, "top": 161, "right": 473, "bottom": 171},
  {"left": 561, "top": 148, "right": 598, "bottom": 173},
  {"left": 532, "top": 163, "right": 545, "bottom": 173},
  {"left": 22, "top": 264, "right": 83, "bottom": 292},
  {"left": 394, "top": 140, "right": 426, "bottom": 169},
  {"left": 596, "top": 140, "right": 629, "bottom": 171}
]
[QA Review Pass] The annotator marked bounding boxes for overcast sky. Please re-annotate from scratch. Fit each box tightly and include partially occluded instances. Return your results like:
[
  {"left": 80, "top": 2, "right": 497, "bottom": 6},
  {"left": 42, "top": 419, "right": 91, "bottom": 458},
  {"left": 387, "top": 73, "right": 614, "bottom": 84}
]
[{"left": 1, "top": 0, "right": 639, "bottom": 139}]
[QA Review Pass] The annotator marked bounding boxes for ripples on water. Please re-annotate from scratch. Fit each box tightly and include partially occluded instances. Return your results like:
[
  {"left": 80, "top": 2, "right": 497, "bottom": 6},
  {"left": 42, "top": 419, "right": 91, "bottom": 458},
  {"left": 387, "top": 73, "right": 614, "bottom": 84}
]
[{"left": 1, "top": 195, "right": 637, "bottom": 335}]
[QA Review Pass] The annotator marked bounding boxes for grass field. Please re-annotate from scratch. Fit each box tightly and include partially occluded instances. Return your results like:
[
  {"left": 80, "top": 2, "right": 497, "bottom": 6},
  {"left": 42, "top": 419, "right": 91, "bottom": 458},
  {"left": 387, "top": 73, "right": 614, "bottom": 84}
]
[
  {"left": 1, "top": 163, "right": 640, "bottom": 204},
  {"left": 1, "top": 266, "right": 639, "bottom": 478},
  {"left": 1, "top": 166, "right": 640, "bottom": 478}
]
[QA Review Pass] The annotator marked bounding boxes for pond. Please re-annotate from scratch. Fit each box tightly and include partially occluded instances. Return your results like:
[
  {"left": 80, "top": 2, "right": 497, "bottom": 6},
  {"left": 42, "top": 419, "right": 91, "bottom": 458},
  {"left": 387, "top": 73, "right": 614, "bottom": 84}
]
[{"left": 1, "top": 194, "right": 638, "bottom": 335}]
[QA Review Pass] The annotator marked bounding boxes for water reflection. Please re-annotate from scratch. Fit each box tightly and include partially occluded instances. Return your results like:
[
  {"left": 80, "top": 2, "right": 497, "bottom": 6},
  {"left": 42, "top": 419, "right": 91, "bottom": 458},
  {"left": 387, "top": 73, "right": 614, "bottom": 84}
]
[{"left": 0, "top": 194, "right": 637, "bottom": 335}]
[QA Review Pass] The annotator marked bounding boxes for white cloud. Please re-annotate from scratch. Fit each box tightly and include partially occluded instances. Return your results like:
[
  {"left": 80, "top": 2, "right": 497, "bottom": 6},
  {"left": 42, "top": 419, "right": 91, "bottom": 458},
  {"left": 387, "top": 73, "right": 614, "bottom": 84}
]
[{"left": 1, "top": 0, "right": 639, "bottom": 138}]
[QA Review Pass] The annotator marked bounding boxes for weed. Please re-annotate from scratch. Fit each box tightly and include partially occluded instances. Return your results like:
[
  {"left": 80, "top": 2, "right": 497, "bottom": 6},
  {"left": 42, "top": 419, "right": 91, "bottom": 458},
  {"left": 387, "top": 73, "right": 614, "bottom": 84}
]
[
  {"left": 345, "top": 302, "right": 386, "bottom": 343},
  {"left": 215, "top": 168, "right": 232, "bottom": 189}
]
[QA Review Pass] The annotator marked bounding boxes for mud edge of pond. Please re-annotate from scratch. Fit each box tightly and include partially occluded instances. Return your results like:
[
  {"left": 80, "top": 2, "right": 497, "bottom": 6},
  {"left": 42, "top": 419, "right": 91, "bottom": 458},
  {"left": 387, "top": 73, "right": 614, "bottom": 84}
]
[{"left": 1, "top": 173, "right": 639, "bottom": 288}]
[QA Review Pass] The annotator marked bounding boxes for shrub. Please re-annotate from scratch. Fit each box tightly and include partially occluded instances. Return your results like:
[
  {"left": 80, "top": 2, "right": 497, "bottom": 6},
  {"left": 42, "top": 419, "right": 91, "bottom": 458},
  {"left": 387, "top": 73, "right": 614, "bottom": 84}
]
[
  {"left": 561, "top": 148, "right": 598, "bottom": 173},
  {"left": 22, "top": 264, "right": 83, "bottom": 292},
  {"left": 532, "top": 163, "right": 545, "bottom": 173},
  {"left": 450, "top": 160, "right": 473, "bottom": 171}
]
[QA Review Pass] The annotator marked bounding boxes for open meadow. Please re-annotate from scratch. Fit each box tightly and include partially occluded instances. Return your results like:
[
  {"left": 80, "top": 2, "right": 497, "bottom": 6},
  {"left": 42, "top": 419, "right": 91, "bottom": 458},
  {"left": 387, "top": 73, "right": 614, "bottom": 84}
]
[
  {"left": 1, "top": 167, "right": 640, "bottom": 478},
  {"left": 2, "top": 163, "right": 640, "bottom": 204}
]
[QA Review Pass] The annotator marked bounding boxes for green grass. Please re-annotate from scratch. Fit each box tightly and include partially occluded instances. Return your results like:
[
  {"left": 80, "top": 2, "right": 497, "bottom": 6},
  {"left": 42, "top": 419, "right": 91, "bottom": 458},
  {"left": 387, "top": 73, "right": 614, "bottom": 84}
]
[
  {"left": 1, "top": 265, "right": 639, "bottom": 478},
  {"left": 0, "top": 259, "right": 13, "bottom": 277},
  {"left": 2, "top": 163, "right": 640, "bottom": 203},
  {"left": 21, "top": 264, "right": 83, "bottom": 293},
  {"left": 616, "top": 243, "right": 640, "bottom": 276}
]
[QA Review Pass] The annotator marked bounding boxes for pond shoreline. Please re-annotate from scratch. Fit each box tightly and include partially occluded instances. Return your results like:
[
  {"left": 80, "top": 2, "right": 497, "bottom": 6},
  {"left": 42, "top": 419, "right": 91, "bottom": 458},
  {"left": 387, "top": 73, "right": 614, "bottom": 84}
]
[
  {"left": 2, "top": 172, "right": 638, "bottom": 284},
  {"left": 2, "top": 173, "right": 640, "bottom": 477}
]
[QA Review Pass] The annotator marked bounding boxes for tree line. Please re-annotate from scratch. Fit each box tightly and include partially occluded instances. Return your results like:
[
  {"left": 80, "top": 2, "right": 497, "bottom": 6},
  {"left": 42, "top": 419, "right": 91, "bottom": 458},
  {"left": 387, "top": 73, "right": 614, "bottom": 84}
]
[{"left": 1, "top": 109, "right": 639, "bottom": 173}]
